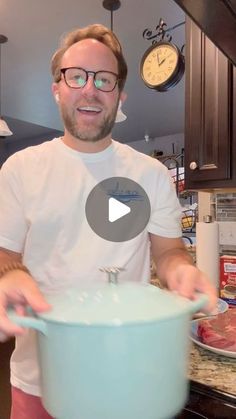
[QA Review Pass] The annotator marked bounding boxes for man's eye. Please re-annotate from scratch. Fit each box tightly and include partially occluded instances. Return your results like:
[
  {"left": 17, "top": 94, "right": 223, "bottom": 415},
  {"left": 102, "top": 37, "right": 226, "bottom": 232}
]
[
  {"left": 95, "top": 79, "right": 105, "bottom": 88},
  {"left": 102, "top": 78, "right": 110, "bottom": 85},
  {"left": 97, "top": 78, "right": 110, "bottom": 86},
  {"left": 73, "top": 75, "right": 85, "bottom": 86}
]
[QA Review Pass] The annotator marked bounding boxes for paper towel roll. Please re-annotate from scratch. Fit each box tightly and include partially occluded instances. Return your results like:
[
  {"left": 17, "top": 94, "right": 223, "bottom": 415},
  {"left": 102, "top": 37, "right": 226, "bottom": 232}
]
[{"left": 196, "top": 221, "right": 219, "bottom": 288}]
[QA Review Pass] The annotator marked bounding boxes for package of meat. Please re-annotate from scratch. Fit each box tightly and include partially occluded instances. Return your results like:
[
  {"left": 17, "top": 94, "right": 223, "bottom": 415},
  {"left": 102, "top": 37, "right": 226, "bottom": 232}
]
[{"left": 197, "top": 309, "right": 236, "bottom": 352}]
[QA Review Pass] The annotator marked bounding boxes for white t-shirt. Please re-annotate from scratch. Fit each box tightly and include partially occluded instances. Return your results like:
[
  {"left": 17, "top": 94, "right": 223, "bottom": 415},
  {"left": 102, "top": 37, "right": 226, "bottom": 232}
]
[{"left": 0, "top": 138, "right": 181, "bottom": 396}]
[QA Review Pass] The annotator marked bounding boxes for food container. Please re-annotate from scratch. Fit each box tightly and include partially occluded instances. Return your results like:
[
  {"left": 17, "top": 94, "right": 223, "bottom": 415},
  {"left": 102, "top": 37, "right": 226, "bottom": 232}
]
[
  {"left": 220, "top": 255, "right": 236, "bottom": 306},
  {"left": 8, "top": 275, "right": 207, "bottom": 419}
]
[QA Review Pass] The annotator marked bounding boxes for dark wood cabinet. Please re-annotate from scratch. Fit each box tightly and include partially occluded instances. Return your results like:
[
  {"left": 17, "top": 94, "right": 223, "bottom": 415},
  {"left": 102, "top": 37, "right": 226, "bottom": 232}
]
[
  {"left": 0, "top": 339, "right": 14, "bottom": 419},
  {"left": 184, "top": 18, "right": 236, "bottom": 189}
]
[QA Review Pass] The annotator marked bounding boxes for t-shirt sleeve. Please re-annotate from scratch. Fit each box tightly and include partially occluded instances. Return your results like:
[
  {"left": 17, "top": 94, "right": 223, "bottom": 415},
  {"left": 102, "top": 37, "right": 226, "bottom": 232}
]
[
  {"left": 147, "top": 164, "right": 182, "bottom": 238},
  {"left": 0, "top": 156, "right": 28, "bottom": 252}
]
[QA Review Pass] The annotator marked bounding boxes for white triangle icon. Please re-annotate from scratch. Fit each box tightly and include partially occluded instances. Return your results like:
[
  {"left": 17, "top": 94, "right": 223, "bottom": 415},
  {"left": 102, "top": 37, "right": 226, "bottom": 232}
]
[{"left": 108, "top": 197, "right": 131, "bottom": 222}]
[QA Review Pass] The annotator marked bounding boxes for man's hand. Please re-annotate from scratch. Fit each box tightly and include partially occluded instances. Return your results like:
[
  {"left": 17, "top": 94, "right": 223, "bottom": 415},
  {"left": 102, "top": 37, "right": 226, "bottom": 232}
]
[
  {"left": 150, "top": 234, "right": 217, "bottom": 314},
  {"left": 0, "top": 270, "right": 51, "bottom": 342},
  {"left": 165, "top": 263, "right": 217, "bottom": 313}
]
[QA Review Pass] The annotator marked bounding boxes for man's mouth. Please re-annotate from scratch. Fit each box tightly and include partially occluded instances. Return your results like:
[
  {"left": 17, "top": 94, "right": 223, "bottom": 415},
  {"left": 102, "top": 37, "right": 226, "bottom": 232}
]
[{"left": 77, "top": 105, "right": 102, "bottom": 115}]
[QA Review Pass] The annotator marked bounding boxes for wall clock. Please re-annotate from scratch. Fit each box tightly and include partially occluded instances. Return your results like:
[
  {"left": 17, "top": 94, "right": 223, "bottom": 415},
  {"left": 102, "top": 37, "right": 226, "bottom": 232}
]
[{"left": 140, "top": 41, "right": 185, "bottom": 92}]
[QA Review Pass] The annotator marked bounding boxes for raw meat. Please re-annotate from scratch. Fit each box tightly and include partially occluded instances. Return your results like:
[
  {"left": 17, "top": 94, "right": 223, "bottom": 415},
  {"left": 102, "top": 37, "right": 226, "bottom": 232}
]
[{"left": 197, "top": 309, "right": 236, "bottom": 351}]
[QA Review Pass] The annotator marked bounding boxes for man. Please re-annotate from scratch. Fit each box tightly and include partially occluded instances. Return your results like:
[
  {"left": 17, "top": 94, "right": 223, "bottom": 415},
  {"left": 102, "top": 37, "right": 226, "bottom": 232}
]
[{"left": 0, "top": 24, "right": 216, "bottom": 419}]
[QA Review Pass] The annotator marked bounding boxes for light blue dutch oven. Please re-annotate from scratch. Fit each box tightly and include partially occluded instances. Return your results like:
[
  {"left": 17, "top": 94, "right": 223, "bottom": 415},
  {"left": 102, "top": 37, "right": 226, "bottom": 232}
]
[{"left": 8, "top": 279, "right": 207, "bottom": 419}]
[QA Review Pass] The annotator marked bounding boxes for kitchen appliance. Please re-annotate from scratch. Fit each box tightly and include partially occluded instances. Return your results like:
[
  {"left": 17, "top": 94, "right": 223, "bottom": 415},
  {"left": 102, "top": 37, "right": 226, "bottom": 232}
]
[
  {"left": 7, "top": 276, "right": 207, "bottom": 419},
  {"left": 177, "top": 380, "right": 236, "bottom": 418}
]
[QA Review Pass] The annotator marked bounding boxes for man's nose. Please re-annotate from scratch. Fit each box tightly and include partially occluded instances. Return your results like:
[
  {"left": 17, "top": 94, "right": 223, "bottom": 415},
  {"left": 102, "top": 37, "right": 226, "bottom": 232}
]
[{"left": 81, "top": 75, "right": 97, "bottom": 94}]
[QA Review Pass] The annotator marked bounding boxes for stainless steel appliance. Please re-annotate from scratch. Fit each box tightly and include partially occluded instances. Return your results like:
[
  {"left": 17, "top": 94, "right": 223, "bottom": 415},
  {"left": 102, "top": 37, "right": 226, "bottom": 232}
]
[{"left": 176, "top": 380, "right": 236, "bottom": 418}]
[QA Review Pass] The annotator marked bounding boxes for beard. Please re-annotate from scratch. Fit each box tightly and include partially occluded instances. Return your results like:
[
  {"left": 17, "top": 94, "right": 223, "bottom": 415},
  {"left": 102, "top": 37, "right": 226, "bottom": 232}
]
[{"left": 60, "top": 98, "right": 119, "bottom": 143}]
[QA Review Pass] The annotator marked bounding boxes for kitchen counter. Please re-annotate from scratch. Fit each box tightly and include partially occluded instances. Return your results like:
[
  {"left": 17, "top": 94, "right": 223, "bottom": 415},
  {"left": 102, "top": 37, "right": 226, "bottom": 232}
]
[
  {"left": 149, "top": 278, "right": 236, "bottom": 398},
  {"left": 188, "top": 343, "right": 236, "bottom": 395}
]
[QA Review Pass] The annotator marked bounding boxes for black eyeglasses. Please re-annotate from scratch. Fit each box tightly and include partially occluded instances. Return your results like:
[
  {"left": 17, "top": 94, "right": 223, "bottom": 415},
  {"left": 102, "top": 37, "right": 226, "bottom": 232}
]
[{"left": 60, "top": 67, "right": 119, "bottom": 92}]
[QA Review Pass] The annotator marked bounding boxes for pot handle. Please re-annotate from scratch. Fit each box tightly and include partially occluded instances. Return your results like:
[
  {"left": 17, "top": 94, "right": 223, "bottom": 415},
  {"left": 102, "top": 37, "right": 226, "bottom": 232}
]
[
  {"left": 6, "top": 307, "right": 47, "bottom": 335},
  {"left": 188, "top": 293, "right": 209, "bottom": 314}
]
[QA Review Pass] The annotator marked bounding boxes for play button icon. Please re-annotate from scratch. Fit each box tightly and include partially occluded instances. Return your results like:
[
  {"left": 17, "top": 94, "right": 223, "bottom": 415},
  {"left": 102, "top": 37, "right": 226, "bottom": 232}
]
[
  {"left": 109, "top": 198, "right": 131, "bottom": 222},
  {"left": 85, "top": 177, "right": 151, "bottom": 242}
]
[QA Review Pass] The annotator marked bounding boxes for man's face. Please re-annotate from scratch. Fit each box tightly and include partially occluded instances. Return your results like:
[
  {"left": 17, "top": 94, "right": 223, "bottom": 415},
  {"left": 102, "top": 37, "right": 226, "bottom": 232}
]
[{"left": 53, "top": 39, "right": 122, "bottom": 143}]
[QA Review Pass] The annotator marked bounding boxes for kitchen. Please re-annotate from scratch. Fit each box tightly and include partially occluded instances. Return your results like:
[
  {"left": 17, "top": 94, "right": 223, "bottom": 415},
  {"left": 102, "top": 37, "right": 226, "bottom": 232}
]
[{"left": 0, "top": 0, "right": 235, "bottom": 417}]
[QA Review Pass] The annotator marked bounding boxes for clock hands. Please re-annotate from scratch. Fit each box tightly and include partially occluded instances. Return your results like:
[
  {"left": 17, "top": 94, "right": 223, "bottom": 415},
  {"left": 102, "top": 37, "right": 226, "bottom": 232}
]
[
  {"left": 156, "top": 51, "right": 173, "bottom": 66},
  {"left": 156, "top": 52, "right": 161, "bottom": 66},
  {"left": 159, "top": 53, "right": 174, "bottom": 66}
]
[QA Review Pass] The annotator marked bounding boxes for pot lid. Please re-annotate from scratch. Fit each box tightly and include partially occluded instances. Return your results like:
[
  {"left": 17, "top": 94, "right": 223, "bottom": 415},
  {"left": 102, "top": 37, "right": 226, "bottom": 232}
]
[{"left": 38, "top": 279, "right": 207, "bottom": 326}]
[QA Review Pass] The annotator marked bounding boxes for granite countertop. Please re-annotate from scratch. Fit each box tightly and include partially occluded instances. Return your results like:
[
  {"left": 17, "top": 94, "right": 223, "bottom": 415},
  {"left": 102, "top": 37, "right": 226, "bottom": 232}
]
[
  {"left": 188, "top": 343, "right": 236, "bottom": 395},
  {"left": 150, "top": 278, "right": 236, "bottom": 395}
]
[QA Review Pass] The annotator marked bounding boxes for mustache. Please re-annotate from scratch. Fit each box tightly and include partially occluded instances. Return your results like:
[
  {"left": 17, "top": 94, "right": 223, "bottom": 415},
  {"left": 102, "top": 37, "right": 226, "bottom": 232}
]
[{"left": 75, "top": 98, "right": 104, "bottom": 107}]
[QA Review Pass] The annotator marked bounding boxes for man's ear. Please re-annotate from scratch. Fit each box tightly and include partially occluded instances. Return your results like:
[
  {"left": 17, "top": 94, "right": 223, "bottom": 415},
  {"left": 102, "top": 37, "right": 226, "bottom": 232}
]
[
  {"left": 54, "top": 93, "right": 60, "bottom": 103},
  {"left": 115, "top": 92, "right": 127, "bottom": 123},
  {"left": 52, "top": 84, "right": 60, "bottom": 104},
  {"left": 119, "top": 91, "right": 127, "bottom": 104}
]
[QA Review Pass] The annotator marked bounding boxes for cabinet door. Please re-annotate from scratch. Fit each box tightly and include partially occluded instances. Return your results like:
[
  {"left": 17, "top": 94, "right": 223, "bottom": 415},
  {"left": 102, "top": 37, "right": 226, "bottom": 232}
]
[{"left": 185, "top": 18, "right": 235, "bottom": 189}]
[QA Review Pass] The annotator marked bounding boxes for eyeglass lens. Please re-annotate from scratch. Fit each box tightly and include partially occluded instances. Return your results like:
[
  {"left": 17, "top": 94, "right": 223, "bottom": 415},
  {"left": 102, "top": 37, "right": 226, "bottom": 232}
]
[{"left": 63, "top": 68, "right": 118, "bottom": 92}]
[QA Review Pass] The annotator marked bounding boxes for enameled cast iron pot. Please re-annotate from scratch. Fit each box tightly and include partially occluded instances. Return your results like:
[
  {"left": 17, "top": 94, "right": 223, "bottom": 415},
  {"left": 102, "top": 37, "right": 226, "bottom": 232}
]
[{"left": 8, "top": 279, "right": 207, "bottom": 419}]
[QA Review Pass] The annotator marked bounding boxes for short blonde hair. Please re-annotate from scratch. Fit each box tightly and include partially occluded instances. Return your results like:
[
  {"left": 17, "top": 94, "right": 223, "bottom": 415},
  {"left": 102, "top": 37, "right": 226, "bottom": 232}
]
[{"left": 51, "top": 24, "right": 128, "bottom": 91}]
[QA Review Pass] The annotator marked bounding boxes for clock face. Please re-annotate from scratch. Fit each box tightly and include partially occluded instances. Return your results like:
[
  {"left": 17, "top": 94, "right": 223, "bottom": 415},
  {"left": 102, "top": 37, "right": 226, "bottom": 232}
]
[{"left": 141, "top": 43, "right": 180, "bottom": 89}]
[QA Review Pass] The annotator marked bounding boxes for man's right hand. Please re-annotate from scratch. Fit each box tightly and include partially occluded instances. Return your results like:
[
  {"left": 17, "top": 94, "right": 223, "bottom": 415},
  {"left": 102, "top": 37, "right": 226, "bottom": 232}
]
[{"left": 0, "top": 270, "right": 51, "bottom": 342}]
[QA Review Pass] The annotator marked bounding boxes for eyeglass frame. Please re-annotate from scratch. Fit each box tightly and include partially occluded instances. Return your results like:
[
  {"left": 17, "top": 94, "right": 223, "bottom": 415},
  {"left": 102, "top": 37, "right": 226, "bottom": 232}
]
[{"left": 60, "top": 67, "right": 120, "bottom": 92}]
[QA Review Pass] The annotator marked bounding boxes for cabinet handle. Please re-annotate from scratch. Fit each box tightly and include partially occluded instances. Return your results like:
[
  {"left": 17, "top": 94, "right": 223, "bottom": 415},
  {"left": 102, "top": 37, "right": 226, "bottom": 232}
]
[{"left": 189, "top": 161, "right": 198, "bottom": 170}]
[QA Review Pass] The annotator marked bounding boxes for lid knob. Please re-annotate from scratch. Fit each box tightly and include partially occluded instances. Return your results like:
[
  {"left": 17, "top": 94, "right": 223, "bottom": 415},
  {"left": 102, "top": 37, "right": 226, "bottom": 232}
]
[{"left": 99, "top": 267, "right": 124, "bottom": 284}]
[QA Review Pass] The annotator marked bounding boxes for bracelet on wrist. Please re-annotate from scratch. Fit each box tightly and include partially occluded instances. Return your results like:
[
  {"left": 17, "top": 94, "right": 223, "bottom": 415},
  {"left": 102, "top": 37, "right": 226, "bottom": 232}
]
[{"left": 0, "top": 262, "right": 30, "bottom": 279}]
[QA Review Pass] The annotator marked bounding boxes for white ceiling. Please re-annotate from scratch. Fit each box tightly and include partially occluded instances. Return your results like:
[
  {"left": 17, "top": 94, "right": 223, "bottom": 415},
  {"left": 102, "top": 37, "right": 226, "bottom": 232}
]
[{"left": 0, "top": 0, "right": 185, "bottom": 143}]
